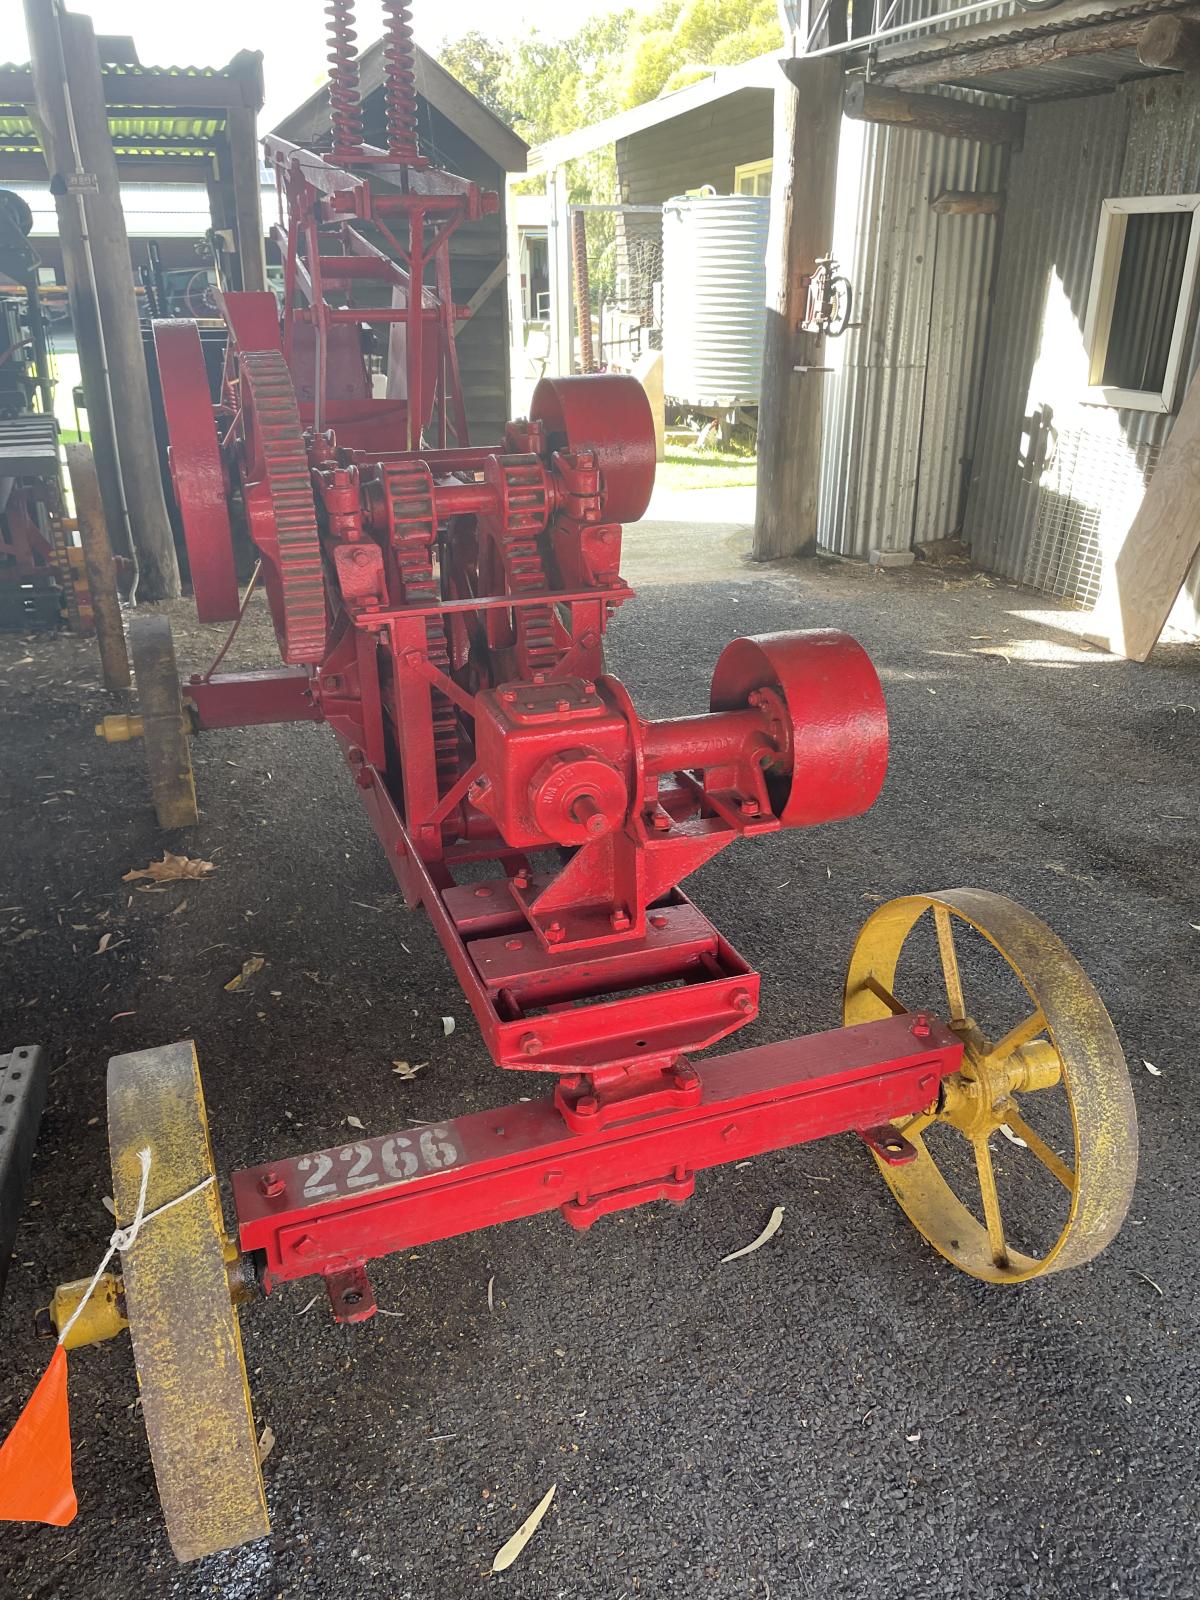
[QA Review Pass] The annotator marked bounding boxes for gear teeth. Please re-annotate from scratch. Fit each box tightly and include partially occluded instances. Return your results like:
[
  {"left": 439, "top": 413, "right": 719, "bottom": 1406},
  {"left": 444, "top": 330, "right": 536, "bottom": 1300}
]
[
  {"left": 380, "top": 462, "right": 459, "bottom": 796},
  {"left": 240, "top": 351, "right": 326, "bottom": 665}
]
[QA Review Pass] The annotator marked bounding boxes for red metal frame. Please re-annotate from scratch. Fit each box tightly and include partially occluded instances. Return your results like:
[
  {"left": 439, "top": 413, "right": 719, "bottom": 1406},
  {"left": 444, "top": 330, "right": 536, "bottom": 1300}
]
[{"left": 148, "top": 1, "right": 930, "bottom": 1320}]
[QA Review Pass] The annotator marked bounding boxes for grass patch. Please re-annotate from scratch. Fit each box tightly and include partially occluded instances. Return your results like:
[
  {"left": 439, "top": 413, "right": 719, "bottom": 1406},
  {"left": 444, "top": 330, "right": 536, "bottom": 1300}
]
[{"left": 658, "top": 447, "right": 757, "bottom": 491}]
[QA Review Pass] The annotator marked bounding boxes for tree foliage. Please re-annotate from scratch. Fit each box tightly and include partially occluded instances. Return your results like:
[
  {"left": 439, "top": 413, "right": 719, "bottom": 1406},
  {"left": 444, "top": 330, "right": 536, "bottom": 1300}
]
[{"left": 437, "top": 1, "right": 783, "bottom": 146}]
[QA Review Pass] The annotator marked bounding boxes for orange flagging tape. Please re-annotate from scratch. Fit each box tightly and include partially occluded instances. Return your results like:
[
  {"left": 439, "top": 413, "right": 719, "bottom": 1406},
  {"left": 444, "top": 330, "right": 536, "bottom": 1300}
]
[{"left": 0, "top": 1345, "right": 77, "bottom": 1527}]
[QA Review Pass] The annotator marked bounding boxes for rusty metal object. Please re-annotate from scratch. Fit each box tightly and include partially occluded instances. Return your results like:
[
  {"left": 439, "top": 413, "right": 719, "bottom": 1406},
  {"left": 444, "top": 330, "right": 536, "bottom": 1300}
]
[{"left": 64, "top": 442, "right": 130, "bottom": 690}]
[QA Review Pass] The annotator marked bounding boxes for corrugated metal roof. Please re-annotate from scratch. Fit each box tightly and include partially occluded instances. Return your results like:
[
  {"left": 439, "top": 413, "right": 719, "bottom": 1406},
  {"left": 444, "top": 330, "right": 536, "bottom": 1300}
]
[{"left": 938, "top": 48, "right": 1163, "bottom": 100}]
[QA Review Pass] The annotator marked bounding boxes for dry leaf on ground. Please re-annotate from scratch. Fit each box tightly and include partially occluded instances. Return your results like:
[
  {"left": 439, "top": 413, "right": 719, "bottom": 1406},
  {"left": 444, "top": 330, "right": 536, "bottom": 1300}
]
[
  {"left": 257, "top": 1424, "right": 275, "bottom": 1464},
  {"left": 224, "top": 955, "right": 265, "bottom": 992},
  {"left": 94, "top": 932, "right": 112, "bottom": 955},
  {"left": 1143, "top": 1060, "right": 1162, "bottom": 1077},
  {"left": 722, "top": 1204, "right": 785, "bottom": 1264},
  {"left": 123, "top": 852, "right": 215, "bottom": 884},
  {"left": 392, "top": 1060, "right": 426, "bottom": 1080},
  {"left": 491, "top": 1483, "right": 556, "bottom": 1573},
  {"left": 345, "top": 1114, "right": 365, "bottom": 1130}
]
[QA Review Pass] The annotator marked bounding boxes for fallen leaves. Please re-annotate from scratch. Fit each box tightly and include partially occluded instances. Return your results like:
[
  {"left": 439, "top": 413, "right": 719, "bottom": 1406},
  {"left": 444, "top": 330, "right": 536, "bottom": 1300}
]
[
  {"left": 95, "top": 932, "right": 112, "bottom": 955},
  {"left": 491, "top": 1483, "right": 556, "bottom": 1573},
  {"left": 442, "top": 1015, "right": 456, "bottom": 1037},
  {"left": 257, "top": 1424, "right": 276, "bottom": 1464},
  {"left": 224, "top": 955, "right": 265, "bottom": 992},
  {"left": 392, "top": 1059, "right": 427, "bottom": 1080},
  {"left": 345, "top": 1115, "right": 365, "bottom": 1131},
  {"left": 1143, "top": 1060, "right": 1162, "bottom": 1077},
  {"left": 123, "top": 852, "right": 215, "bottom": 884},
  {"left": 999, "top": 1124, "right": 1028, "bottom": 1149},
  {"left": 722, "top": 1204, "right": 785, "bottom": 1264}
]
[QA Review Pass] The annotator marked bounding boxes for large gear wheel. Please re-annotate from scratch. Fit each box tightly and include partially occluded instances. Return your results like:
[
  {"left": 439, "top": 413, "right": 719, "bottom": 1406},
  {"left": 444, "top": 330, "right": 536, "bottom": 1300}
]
[
  {"left": 239, "top": 350, "right": 327, "bottom": 664},
  {"left": 377, "top": 462, "right": 459, "bottom": 794}
]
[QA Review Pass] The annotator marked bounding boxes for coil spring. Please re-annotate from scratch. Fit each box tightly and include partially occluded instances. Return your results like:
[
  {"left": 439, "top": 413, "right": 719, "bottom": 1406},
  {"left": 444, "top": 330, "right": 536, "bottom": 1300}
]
[
  {"left": 325, "top": 0, "right": 363, "bottom": 160},
  {"left": 382, "top": 0, "right": 419, "bottom": 161}
]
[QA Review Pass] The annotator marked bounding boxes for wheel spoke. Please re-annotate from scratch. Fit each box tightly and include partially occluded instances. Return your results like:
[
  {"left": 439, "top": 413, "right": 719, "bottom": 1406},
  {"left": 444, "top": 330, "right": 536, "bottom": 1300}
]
[
  {"left": 900, "top": 1108, "right": 937, "bottom": 1140},
  {"left": 985, "top": 1007, "right": 1047, "bottom": 1064},
  {"left": 1005, "top": 1108, "right": 1075, "bottom": 1192},
  {"left": 863, "top": 973, "right": 911, "bottom": 1016},
  {"left": 973, "top": 1138, "right": 1009, "bottom": 1268},
  {"left": 933, "top": 905, "right": 966, "bottom": 1023}
]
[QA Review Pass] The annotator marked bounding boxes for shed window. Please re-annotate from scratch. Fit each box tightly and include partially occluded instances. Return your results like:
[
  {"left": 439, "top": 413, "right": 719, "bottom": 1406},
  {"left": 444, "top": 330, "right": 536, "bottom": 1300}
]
[
  {"left": 1082, "top": 195, "right": 1200, "bottom": 413},
  {"left": 734, "top": 159, "right": 773, "bottom": 197}
]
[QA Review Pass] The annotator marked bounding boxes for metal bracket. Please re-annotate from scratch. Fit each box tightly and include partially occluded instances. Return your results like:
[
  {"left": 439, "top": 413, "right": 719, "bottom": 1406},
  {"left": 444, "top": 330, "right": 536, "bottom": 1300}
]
[{"left": 0, "top": 1044, "right": 47, "bottom": 1301}]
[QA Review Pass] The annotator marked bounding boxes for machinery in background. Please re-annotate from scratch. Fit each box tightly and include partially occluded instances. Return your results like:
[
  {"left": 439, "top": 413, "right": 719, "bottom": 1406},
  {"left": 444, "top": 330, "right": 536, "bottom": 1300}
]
[{"left": 0, "top": 188, "right": 88, "bottom": 631}]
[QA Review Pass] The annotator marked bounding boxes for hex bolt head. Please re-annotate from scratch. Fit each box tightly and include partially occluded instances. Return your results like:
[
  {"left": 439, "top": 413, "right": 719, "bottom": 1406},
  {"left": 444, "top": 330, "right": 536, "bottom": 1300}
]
[
  {"left": 731, "top": 989, "right": 754, "bottom": 1014},
  {"left": 911, "top": 1013, "right": 932, "bottom": 1040},
  {"left": 259, "top": 1171, "right": 285, "bottom": 1199},
  {"left": 576, "top": 1094, "right": 600, "bottom": 1116},
  {"left": 520, "top": 1033, "right": 543, "bottom": 1056}
]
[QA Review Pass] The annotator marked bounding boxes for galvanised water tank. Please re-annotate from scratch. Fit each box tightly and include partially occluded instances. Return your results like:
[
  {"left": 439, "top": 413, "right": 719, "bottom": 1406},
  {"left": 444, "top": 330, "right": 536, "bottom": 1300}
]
[{"left": 661, "top": 192, "right": 770, "bottom": 408}]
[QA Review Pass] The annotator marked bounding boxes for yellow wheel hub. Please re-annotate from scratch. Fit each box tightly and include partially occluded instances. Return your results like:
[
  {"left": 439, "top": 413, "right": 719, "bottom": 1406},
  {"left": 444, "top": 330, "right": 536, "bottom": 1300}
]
[{"left": 845, "top": 889, "right": 1137, "bottom": 1283}]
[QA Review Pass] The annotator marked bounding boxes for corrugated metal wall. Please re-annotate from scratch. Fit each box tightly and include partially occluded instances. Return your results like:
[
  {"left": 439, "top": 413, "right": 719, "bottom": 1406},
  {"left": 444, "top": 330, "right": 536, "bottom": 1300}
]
[
  {"left": 818, "top": 113, "right": 1003, "bottom": 557},
  {"left": 962, "top": 75, "right": 1200, "bottom": 633}
]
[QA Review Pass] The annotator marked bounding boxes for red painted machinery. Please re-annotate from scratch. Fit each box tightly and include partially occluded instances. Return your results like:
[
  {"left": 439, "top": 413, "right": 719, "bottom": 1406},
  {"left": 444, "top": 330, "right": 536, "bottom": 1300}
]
[{"left": 63, "top": 1, "right": 1137, "bottom": 1564}]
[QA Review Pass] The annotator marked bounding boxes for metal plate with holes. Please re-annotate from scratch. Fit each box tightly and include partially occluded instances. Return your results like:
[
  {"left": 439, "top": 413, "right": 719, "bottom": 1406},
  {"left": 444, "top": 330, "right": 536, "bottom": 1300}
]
[{"left": 0, "top": 1044, "right": 48, "bottom": 1300}]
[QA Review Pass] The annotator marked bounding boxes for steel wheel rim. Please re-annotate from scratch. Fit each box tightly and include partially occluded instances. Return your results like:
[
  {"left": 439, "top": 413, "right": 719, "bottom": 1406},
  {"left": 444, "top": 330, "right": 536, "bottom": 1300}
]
[{"left": 844, "top": 889, "right": 1137, "bottom": 1283}]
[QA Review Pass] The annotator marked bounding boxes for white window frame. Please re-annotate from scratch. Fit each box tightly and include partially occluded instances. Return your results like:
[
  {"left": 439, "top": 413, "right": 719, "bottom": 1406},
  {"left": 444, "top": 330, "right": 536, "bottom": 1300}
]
[
  {"left": 1081, "top": 193, "right": 1200, "bottom": 414},
  {"left": 733, "top": 158, "right": 773, "bottom": 197}
]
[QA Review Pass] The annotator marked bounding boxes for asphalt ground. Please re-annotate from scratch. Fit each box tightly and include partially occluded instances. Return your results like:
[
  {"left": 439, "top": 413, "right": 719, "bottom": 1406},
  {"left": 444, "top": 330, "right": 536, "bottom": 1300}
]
[{"left": 1, "top": 507, "right": 1199, "bottom": 1599}]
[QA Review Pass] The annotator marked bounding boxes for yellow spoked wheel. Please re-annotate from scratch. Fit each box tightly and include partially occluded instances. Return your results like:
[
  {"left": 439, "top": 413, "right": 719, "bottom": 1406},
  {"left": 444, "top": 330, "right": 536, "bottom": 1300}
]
[
  {"left": 109, "top": 1042, "right": 269, "bottom": 1561},
  {"left": 845, "top": 889, "right": 1137, "bottom": 1283}
]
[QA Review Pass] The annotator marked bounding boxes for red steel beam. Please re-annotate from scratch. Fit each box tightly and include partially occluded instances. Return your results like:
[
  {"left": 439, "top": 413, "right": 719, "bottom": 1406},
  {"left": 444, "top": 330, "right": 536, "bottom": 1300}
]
[{"left": 234, "top": 1011, "right": 961, "bottom": 1289}]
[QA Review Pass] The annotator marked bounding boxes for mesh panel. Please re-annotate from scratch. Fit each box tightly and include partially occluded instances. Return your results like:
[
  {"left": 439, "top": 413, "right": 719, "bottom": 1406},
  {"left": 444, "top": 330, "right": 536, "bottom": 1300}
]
[
  {"left": 573, "top": 205, "right": 663, "bottom": 374},
  {"left": 1026, "top": 427, "right": 1162, "bottom": 608}
]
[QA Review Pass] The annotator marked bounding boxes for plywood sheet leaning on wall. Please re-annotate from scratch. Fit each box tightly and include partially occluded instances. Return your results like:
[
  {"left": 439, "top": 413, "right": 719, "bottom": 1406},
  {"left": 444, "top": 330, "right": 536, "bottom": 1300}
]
[{"left": 1088, "top": 363, "right": 1200, "bottom": 661}]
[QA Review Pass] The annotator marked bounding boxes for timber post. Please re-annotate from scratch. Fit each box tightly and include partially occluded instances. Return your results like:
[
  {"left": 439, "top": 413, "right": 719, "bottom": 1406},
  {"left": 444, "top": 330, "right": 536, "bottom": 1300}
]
[{"left": 753, "top": 56, "right": 843, "bottom": 563}]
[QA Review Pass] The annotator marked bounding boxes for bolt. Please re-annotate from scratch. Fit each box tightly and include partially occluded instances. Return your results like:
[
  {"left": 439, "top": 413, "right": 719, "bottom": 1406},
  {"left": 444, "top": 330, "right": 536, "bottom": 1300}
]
[
  {"left": 520, "top": 1033, "right": 543, "bottom": 1056},
  {"left": 351, "top": 545, "right": 372, "bottom": 565},
  {"left": 341, "top": 1288, "right": 363, "bottom": 1306},
  {"left": 505, "top": 938, "right": 523, "bottom": 951},
  {"left": 582, "top": 679, "right": 598, "bottom": 693},
  {"left": 474, "top": 885, "right": 494, "bottom": 898},
  {"left": 501, "top": 688, "right": 517, "bottom": 703},
  {"left": 545, "top": 920, "right": 565, "bottom": 944},
  {"left": 555, "top": 698, "right": 571, "bottom": 712},
  {"left": 651, "top": 809, "right": 671, "bottom": 831},
  {"left": 731, "top": 989, "right": 754, "bottom": 1014},
  {"left": 291, "top": 1234, "right": 315, "bottom": 1255},
  {"left": 738, "top": 797, "right": 760, "bottom": 817},
  {"left": 402, "top": 649, "right": 423, "bottom": 669},
  {"left": 748, "top": 690, "right": 764, "bottom": 707},
  {"left": 259, "top": 1171, "right": 285, "bottom": 1198},
  {"left": 911, "top": 1013, "right": 932, "bottom": 1040},
  {"left": 576, "top": 1094, "right": 599, "bottom": 1116},
  {"left": 649, "top": 912, "right": 669, "bottom": 929},
  {"left": 673, "top": 1064, "right": 697, "bottom": 1089},
  {"left": 513, "top": 870, "right": 530, "bottom": 890},
  {"left": 610, "top": 907, "right": 631, "bottom": 931}
]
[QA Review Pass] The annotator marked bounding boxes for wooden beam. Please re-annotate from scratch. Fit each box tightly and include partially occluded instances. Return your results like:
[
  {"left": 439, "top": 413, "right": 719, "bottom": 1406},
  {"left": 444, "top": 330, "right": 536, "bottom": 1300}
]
[
  {"left": 878, "top": 10, "right": 1200, "bottom": 90},
  {"left": 226, "top": 106, "right": 265, "bottom": 292},
  {"left": 931, "top": 190, "right": 1003, "bottom": 214},
  {"left": 1137, "top": 13, "right": 1200, "bottom": 71},
  {"left": 24, "top": 0, "right": 179, "bottom": 599},
  {"left": 452, "top": 260, "right": 506, "bottom": 339},
  {"left": 844, "top": 79, "right": 1024, "bottom": 145},
  {"left": 1087, "top": 362, "right": 1200, "bottom": 661},
  {"left": 753, "top": 57, "right": 843, "bottom": 563}
]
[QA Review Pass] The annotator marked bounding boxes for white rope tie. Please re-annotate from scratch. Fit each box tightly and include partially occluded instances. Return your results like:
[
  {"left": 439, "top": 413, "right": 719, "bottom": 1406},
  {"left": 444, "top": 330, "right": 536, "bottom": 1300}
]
[{"left": 56, "top": 1147, "right": 215, "bottom": 1347}]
